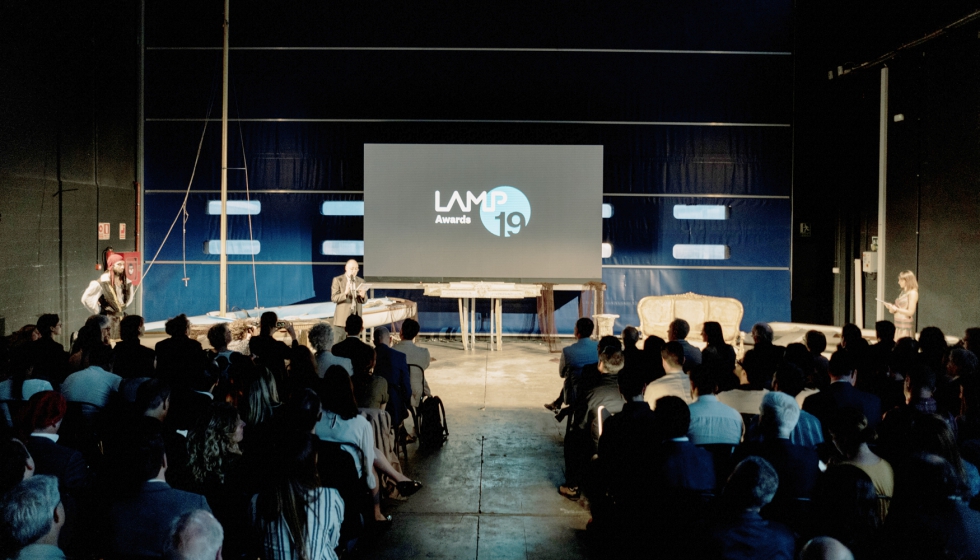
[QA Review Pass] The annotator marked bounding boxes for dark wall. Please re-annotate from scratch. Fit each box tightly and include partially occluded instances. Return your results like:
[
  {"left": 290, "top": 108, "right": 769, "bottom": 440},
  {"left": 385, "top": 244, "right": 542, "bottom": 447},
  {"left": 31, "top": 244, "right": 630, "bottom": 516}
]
[
  {"left": 792, "top": 1, "right": 980, "bottom": 334},
  {"left": 0, "top": 2, "right": 140, "bottom": 339}
]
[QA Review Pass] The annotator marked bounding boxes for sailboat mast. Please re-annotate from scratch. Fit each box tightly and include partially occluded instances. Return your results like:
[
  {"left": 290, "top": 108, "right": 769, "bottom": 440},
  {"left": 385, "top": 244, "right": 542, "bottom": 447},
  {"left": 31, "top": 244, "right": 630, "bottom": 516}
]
[{"left": 219, "top": 0, "right": 230, "bottom": 316}]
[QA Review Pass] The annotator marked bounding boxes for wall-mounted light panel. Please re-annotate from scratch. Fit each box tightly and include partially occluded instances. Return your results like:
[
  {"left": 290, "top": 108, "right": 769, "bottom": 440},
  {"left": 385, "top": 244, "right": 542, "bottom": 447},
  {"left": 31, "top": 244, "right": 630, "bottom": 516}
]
[
  {"left": 672, "top": 205, "right": 729, "bottom": 220},
  {"left": 672, "top": 244, "right": 730, "bottom": 260},
  {"left": 204, "top": 240, "right": 261, "bottom": 255},
  {"left": 207, "top": 200, "right": 262, "bottom": 215}
]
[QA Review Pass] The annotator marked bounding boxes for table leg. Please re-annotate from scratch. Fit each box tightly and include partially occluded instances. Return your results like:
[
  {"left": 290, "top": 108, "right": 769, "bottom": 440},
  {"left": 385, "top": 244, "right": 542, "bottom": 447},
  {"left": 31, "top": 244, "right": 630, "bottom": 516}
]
[
  {"left": 458, "top": 298, "right": 468, "bottom": 351},
  {"left": 496, "top": 298, "right": 503, "bottom": 350},
  {"left": 470, "top": 298, "right": 476, "bottom": 350},
  {"left": 489, "top": 298, "right": 496, "bottom": 351}
]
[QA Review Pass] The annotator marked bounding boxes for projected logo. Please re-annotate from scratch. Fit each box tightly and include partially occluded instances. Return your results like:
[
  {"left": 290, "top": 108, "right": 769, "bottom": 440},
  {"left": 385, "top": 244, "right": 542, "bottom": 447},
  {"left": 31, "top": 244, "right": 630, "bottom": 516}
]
[{"left": 434, "top": 186, "right": 531, "bottom": 237}]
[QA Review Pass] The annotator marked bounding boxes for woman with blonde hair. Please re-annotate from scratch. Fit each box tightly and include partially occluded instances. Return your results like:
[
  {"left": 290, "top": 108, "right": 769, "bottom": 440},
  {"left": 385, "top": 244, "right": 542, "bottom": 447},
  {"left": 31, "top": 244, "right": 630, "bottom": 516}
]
[{"left": 884, "top": 270, "right": 918, "bottom": 339}]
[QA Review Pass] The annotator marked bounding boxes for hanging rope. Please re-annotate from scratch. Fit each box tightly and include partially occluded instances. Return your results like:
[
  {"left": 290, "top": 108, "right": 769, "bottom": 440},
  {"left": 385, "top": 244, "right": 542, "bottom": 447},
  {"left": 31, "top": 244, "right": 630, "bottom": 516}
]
[
  {"left": 234, "top": 87, "right": 260, "bottom": 310},
  {"left": 134, "top": 60, "right": 221, "bottom": 298}
]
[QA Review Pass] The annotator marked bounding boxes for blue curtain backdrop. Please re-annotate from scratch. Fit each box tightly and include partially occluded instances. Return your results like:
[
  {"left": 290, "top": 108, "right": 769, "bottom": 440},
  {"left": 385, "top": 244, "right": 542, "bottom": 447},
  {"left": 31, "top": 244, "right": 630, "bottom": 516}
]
[{"left": 142, "top": 1, "right": 794, "bottom": 334}]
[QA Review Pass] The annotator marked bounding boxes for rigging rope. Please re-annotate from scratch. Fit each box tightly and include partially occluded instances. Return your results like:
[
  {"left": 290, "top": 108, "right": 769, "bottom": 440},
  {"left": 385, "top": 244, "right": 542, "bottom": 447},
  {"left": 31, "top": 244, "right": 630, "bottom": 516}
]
[{"left": 234, "top": 86, "right": 260, "bottom": 310}]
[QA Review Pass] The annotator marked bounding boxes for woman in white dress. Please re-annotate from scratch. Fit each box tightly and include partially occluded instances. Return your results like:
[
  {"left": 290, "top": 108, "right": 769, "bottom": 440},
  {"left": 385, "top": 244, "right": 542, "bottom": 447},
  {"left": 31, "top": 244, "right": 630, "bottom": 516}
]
[{"left": 884, "top": 270, "right": 919, "bottom": 339}]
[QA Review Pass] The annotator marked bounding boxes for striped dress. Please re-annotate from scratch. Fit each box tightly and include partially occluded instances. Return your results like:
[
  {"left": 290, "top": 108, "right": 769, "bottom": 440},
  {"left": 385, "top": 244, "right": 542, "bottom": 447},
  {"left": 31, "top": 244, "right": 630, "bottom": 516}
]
[{"left": 251, "top": 487, "right": 345, "bottom": 560}]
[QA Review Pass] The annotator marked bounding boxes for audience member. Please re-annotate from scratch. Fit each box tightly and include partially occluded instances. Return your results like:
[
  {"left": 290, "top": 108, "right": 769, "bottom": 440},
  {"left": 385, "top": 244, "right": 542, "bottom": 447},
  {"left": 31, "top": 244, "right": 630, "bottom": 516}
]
[
  {"left": 826, "top": 408, "right": 894, "bottom": 522},
  {"left": 811, "top": 465, "right": 879, "bottom": 559},
  {"left": 134, "top": 379, "right": 191, "bottom": 490},
  {"left": 372, "top": 327, "right": 411, "bottom": 427},
  {"left": 937, "top": 347, "right": 978, "bottom": 420},
  {"left": 696, "top": 456, "right": 796, "bottom": 560},
  {"left": 106, "top": 431, "right": 210, "bottom": 559},
  {"left": 27, "top": 314, "right": 68, "bottom": 385},
  {"left": 803, "top": 350, "right": 883, "bottom": 434},
  {"left": 393, "top": 318, "right": 432, "bottom": 408},
  {"left": 770, "top": 361, "right": 824, "bottom": 448},
  {"left": 963, "top": 327, "right": 980, "bottom": 354},
  {"left": 167, "top": 363, "right": 218, "bottom": 433},
  {"left": 0, "top": 438, "right": 34, "bottom": 495},
  {"left": 958, "top": 373, "right": 980, "bottom": 442},
  {"left": 331, "top": 315, "right": 375, "bottom": 377},
  {"left": 799, "top": 537, "right": 855, "bottom": 560},
  {"left": 58, "top": 345, "right": 121, "bottom": 408},
  {"left": 645, "top": 341, "right": 692, "bottom": 405},
  {"left": 112, "top": 315, "right": 155, "bottom": 379},
  {"left": 620, "top": 326, "right": 644, "bottom": 369},
  {"left": 21, "top": 392, "right": 91, "bottom": 495},
  {"left": 165, "top": 509, "right": 223, "bottom": 560},
  {"left": 907, "top": 413, "right": 980, "bottom": 500},
  {"left": 917, "top": 326, "right": 949, "bottom": 378},
  {"left": 783, "top": 343, "right": 819, "bottom": 403},
  {"left": 0, "top": 353, "right": 53, "bottom": 427},
  {"left": 155, "top": 314, "right": 206, "bottom": 391},
  {"left": 652, "top": 396, "right": 716, "bottom": 493},
  {"left": 351, "top": 349, "right": 386, "bottom": 410},
  {"left": 248, "top": 312, "right": 299, "bottom": 390},
  {"left": 309, "top": 322, "right": 353, "bottom": 377},
  {"left": 250, "top": 432, "right": 343, "bottom": 560},
  {"left": 700, "top": 321, "right": 737, "bottom": 384},
  {"left": 805, "top": 329, "right": 831, "bottom": 389},
  {"left": 739, "top": 322, "right": 785, "bottom": 390},
  {"left": 667, "top": 319, "right": 701, "bottom": 373},
  {"left": 687, "top": 365, "right": 743, "bottom": 445},
  {"left": 642, "top": 334, "right": 667, "bottom": 382},
  {"left": 226, "top": 319, "right": 255, "bottom": 356},
  {"left": 66, "top": 315, "right": 111, "bottom": 375},
  {"left": 546, "top": 317, "right": 597, "bottom": 411},
  {"left": 0, "top": 475, "right": 65, "bottom": 560}
]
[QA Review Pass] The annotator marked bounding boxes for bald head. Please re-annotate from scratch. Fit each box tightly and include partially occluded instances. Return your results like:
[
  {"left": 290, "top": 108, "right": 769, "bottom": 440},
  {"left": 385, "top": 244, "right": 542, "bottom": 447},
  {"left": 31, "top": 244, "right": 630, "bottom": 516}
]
[{"left": 800, "top": 537, "right": 854, "bottom": 560}]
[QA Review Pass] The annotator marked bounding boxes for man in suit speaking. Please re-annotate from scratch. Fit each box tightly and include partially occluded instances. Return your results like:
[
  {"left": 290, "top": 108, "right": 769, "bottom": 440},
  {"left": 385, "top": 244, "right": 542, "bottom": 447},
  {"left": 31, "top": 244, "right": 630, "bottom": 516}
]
[{"left": 331, "top": 259, "right": 367, "bottom": 328}]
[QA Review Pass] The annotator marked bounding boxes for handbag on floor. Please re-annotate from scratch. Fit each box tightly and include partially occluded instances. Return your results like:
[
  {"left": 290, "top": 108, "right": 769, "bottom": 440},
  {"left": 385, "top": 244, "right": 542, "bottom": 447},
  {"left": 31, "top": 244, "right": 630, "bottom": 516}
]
[{"left": 413, "top": 365, "right": 448, "bottom": 448}]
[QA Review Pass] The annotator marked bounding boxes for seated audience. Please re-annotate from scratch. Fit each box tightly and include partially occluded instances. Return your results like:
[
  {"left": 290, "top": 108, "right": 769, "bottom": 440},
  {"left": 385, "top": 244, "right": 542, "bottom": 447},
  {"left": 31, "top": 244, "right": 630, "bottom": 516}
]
[
  {"left": 769, "top": 362, "right": 823, "bottom": 448},
  {"left": 687, "top": 365, "right": 743, "bottom": 445},
  {"left": 21, "top": 392, "right": 91, "bottom": 494},
  {"left": 958, "top": 373, "right": 980, "bottom": 442},
  {"left": 826, "top": 408, "right": 894, "bottom": 522},
  {"left": 133, "top": 379, "right": 191, "bottom": 490},
  {"left": 106, "top": 432, "right": 210, "bottom": 559},
  {"left": 642, "top": 334, "right": 667, "bottom": 382},
  {"left": 937, "top": 347, "right": 978, "bottom": 421},
  {"left": 867, "top": 320, "right": 896, "bottom": 381},
  {"left": 0, "top": 353, "right": 53, "bottom": 427},
  {"left": 839, "top": 323, "right": 871, "bottom": 391},
  {"left": 351, "top": 350, "right": 387, "bottom": 410},
  {"left": 165, "top": 510, "right": 223, "bottom": 560},
  {"left": 700, "top": 321, "right": 737, "bottom": 386},
  {"left": 67, "top": 315, "right": 111, "bottom": 374},
  {"left": 285, "top": 345, "right": 320, "bottom": 398},
  {"left": 695, "top": 456, "right": 796, "bottom": 560},
  {"left": 739, "top": 322, "right": 785, "bottom": 391},
  {"left": 248, "top": 312, "right": 298, "bottom": 389},
  {"left": 58, "top": 345, "right": 121, "bottom": 408},
  {"left": 902, "top": 365, "right": 956, "bottom": 430},
  {"left": 226, "top": 319, "right": 255, "bottom": 356},
  {"left": 372, "top": 326, "right": 411, "bottom": 427},
  {"left": 0, "top": 438, "right": 35, "bottom": 495},
  {"left": 877, "top": 453, "right": 980, "bottom": 560},
  {"left": 111, "top": 315, "right": 155, "bottom": 379},
  {"left": 908, "top": 413, "right": 980, "bottom": 500},
  {"left": 331, "top": 315, "right": 375, "bottom": 377},
  {"left": 962, "top": 327, "right": 980, "bottom": 354},
  {"left": 811, "top": 465, "right": 880, "bottom": 559},
  {"left": 917, "top": 326, "right": 949, "bottom": 379},
  {"left": 645, "top": 341, "right": 692, "bottom": 405},
  {"left": 0, "top": 475, "right": 65, "bottom": 560},
  {"left": 621, "top": 325, "right": 644, "bottom": 370},
  {"left": 667, "top": 319, "right": 701, "bottom": 373},
  {"left": 167, "top": 365, "right": 218, "bottom": 433},
  {"left": 782, "top": 343, "right": 819, "bottom": 403},
  {"left": 309, "top": 322, "right": 353, "bottom": 377},
  {"left": 155, "top": 314, "right": 205, "bottom": 391},
  {"left": 393, "top": 318, "right": 433, "bottom": 413},
  {"left": 805, "top": 329, "right": 831, "bottom": 389},
  {"left": 27, "top": 314, "right": 67, "bottom": 385},
  {"left": 738, "top": 391, "right": 820, "bottom": 503},
  {"left": 651, "top": 396, "right": 716, "bottom": 493},
  {"left": 546, "top": 317, "right": 597, "bottom": 411},
  {"left": 250, "top": 432, "right": 344, "bottom": 560},
  {"left": 803, "top": 350, "right": 883, "bottom": 435}
]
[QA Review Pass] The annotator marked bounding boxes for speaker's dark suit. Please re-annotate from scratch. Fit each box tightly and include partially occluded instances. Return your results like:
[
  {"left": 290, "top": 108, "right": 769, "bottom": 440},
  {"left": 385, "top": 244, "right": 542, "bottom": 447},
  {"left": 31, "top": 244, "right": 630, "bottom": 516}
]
[{"left": 107, "top": 481, "right": 210, "bottom": 559}]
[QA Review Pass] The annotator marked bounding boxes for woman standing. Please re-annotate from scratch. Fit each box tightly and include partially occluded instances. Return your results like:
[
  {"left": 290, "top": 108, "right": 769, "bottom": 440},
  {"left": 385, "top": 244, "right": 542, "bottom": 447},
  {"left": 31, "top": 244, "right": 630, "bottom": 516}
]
[{"left": 884, "top": 270, "right": 919, "bottom": 339}]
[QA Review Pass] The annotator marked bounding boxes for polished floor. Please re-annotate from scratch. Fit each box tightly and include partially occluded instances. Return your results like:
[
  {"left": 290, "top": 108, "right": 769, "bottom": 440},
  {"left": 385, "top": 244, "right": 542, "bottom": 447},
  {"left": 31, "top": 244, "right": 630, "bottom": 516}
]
[{"left": 357, "top": 336, "right": 593, "bottom": 560}]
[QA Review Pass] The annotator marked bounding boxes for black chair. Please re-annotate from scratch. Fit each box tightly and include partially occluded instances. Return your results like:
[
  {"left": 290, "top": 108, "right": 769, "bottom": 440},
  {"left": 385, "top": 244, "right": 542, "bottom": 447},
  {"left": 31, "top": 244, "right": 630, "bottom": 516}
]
[
  {"left": 317, "top": 439, "right": 370, "bottom": 554},
  {"left": 1, "top": 399, "right": 27, "bottom": 430},
  {"left": 60, "top": 401, "right": 104, "bottom": 465},
  {"left": 697, "top": 443, "right": 737, "bottom": 490}
]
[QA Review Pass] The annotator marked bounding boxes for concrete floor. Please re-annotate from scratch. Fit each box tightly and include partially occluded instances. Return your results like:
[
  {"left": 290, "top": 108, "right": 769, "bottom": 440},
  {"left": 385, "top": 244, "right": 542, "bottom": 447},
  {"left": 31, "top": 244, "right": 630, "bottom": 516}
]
[{"left": 357, "top": 336, "right": 593, "bottom": 560}]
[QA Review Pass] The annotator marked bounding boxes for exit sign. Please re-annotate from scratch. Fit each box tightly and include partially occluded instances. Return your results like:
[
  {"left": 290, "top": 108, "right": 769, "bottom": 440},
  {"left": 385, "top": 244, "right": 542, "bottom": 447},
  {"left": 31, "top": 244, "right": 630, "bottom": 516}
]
[{"left": 98, "top": 222, "right": 111, "bottom": 240}]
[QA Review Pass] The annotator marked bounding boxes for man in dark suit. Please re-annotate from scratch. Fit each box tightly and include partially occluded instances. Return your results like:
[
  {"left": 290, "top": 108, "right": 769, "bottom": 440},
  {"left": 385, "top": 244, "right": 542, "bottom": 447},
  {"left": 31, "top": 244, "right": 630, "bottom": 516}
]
[
  {"left": 372, "top": 327, "right": 411, "bottom": 427},
  {"left": 697, "top": 456, "right": 796, "bottom": 560},
  {"left": 166, "top": 366, "right": 217, "bottom": 433},
  {"left": 803, "top": 350, "right": 883, "bottom": 434},
  {"left": 247, "top": 311, "right": 299, "bottom": 389},
  {"left": 154, "top": 314, "right": 205, "bottom": 391},
  {"left": 739, "top": 322, "right": 786, "bottom": 389},
  {"left": 668, "top": 319, "right": 702, "bottom": 373},
  {"left": 331, "top": 314, "right": 375, "bottom": 376},
  {"left": 23, "top": 392, "right": 92, "bottom": 495},
  {"left": 111, "top": 315, "right": 156, "bottom": 379},
  {"left": 330, "top": 259, "right": 367, "bottom": 328},
  {"left": 107, "top": 432, "right": 210, "bottom": 559}
]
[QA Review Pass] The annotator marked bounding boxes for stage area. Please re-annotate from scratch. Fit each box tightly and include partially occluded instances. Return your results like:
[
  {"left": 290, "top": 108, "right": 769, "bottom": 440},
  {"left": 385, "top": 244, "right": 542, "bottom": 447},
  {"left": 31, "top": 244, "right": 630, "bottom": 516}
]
[{"left": 357, "top": 337, "right": 593, "bottom": 560}]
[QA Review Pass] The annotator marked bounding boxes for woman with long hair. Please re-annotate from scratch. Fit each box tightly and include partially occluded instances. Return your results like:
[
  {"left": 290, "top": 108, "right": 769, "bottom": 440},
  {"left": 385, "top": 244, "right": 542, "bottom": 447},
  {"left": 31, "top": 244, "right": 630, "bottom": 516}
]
[
  {"left": 67, "top": 315, "right": 111, "bottom": 373},
  {"left": 701, "top": 321, "right": 738, "bottom": 390},
  {"left": 187, "top": 402, "right": 245, "bottom": 489},
  {"left": 884, "top": 270, "right": 918, "bottom": 339},
  {"left": 239, "top": 364, "right": 281, "bottom": 430},
  {"left": 251, "top": 431, "right": 344, "bottom": 560}
]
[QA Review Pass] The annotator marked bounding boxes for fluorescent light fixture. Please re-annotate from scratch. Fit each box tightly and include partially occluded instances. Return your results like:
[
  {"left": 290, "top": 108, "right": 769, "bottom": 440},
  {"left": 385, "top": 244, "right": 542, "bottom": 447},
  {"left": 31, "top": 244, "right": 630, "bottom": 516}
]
[
  {"left": 602, "top": 243, "right": 613, "bottom": 258},
  {"left": 321, "top": 201, "right": 365, "bottom": 216},
  {"left": 207, "top": 200, "right": 261, "bottom": 215},
  {"left": 672, "top": 244, "right": 730, "bottom": 260},
  {"left": 602, "top": 203, "right": 614, "bottom": 218},
  {"left": 204, "top": 240, "right": 261, "bottom": 255},
  {"left": 321, "top": 240, "right": 364, "bottom": 256},
  {"left": 672, "top": 205, "right": 729, "bottom": 220}
]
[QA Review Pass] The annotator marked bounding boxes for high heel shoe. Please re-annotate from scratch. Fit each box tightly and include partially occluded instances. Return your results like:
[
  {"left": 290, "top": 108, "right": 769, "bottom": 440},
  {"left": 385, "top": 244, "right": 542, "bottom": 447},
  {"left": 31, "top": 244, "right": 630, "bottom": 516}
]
[
  {"left": 373, "top": 514, "right": 393, "bottom": 529},
  {"left": 396, "top": 480, "right": 423, "bottom": 497}
]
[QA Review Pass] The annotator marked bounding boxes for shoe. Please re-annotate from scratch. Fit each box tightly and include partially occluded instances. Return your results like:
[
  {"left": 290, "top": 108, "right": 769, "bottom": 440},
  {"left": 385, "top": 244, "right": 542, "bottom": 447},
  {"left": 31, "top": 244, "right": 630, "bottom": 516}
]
[
  {"left": 373, "top": 514, "right": 393, "bottom": 529},
  {"left": 558, "top": 485, "right": 580, "bottom": 500},
  {"left": 544, "top": 402, "right": 558, "bottom": 411},
  {"left": 396, "top": 480, "right": 423, "bottom": 497},
  {"left": 404, "top": 434, "right": 417, "bottom": 444}
]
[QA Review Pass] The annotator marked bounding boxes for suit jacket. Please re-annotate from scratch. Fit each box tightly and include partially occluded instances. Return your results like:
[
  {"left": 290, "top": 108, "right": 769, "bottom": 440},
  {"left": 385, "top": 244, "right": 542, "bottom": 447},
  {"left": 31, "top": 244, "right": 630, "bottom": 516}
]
[
  {"left": 248, "top": 334, "right": 296, "bottom": 388},
  {"left": 330, "top": 274, "right": 366, "bottom": 328},
  {"left": 699, "top": 511, "right": 796, "bottom": 560},
  {"left": 736, "top": 438, "right": 820, "bottom": 500},
  {"left": 28, "top": 337, "right": 69, "bottom": 384},
  {"left": 740, "top": 342, "right": 786, "bottom": 388},
  {"left": 560, "top": 338, "right": 598, "bottom": 404},
  {"left": 373, "top": 343, "right": 411, "bottom": 425},
  {"left": 332, "top": 336, "right": 375, "bottom": 376},
  {"left": 802, "top": 381, "right": 883, "bottom": 432},
  {"left": 107, "top": 481, "right": 210, "bottom": 559},
  {"left": 655, "top": 439, "right": 717, "bottom": 493},
  {"left": 392, "top": 339, "right": 431, "bottom": 407},
  {"left": 25, "top": 435, "right": 92, "bottom": 494},
  {"left": 167, "top": 390, "right": 214, "bottom": 432},
  {"left": 675, "top": 339, "right": 703, "bottom": 372},
  {"left": 111, "top": 340, "right": 156, "bottom": 379},
  {"left": 154, "top": 335, "right": 205, "bottom": 390}
]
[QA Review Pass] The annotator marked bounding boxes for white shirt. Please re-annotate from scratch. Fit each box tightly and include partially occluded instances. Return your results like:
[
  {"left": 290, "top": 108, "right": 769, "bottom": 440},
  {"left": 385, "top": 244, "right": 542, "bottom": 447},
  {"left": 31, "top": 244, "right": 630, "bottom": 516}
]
[
  {"left": 314, "top": 411, "right": 377, "bottom": 489},
  {"left": 687, "top": 394, "right": 744, "bottom": 445},
  {"left": 645, "top": 372, "right": 693, "bottom": 406},
  {"left": 60, "top": 366, "right": 122, "bottom": 408},
  {"left": 251, "top": 487, "right": 344, "bottom": 560}
]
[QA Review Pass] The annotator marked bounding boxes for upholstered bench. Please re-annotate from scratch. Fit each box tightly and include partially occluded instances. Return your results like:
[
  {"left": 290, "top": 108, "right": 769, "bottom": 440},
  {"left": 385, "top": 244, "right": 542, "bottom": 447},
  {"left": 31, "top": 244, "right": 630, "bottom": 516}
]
[{"left": 637, "top": 292, "right": 745, "bottom": 352}]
